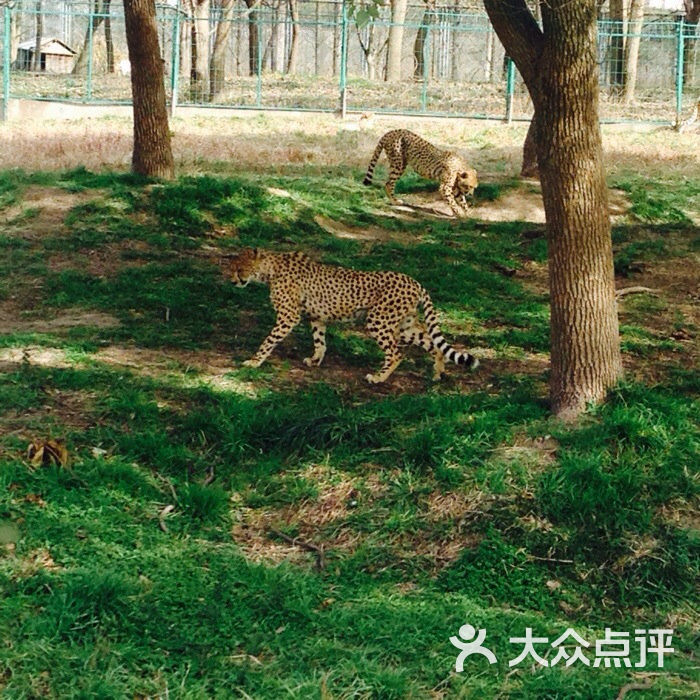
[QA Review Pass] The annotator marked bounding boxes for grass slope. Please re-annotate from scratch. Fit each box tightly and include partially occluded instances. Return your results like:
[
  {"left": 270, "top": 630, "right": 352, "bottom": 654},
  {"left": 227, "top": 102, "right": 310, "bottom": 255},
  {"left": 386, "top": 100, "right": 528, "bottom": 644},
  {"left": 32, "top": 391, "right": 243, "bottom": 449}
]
[{"left": 0, "top": 159, "right": 698, "bottom": 699}]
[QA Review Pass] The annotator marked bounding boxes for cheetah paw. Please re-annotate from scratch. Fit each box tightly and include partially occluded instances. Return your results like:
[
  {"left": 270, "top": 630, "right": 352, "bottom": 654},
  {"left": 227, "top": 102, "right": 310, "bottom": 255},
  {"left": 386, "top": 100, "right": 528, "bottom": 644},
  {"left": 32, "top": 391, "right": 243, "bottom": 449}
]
[
  {"left": 365, "top": 373, "right": 382, "bottom": 384},
  {"left": 242, "top": 359, "right": 262, "bottom": 368},
  {"left": 303, "top": 357, "right": 322, "bottom": 367}
]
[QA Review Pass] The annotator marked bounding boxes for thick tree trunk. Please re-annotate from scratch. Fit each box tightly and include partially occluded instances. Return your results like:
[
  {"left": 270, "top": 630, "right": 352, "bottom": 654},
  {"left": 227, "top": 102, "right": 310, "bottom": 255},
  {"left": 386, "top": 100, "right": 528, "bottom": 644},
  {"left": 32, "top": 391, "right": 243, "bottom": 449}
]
[
  {"left": 123, "top": 0, "right": 174, "bottom": 179},
  {"left": 622, "top": 0, "right": 644, "bottom": 105},
  {"left": 520, "top": 114, "right": 538, "bottom": 177},
  {"left": 244, "top": 0, "right": 261, "bottom": 76},
  {"left": 210, "top": 0, "right": 235, "bottom": 98},
  {"left": 386, "top": 0, "right": 408, "bottom": 81},
  {"left": 286, "top": 0, "right": 299, "bottom": 74},
  {"left": 484, "top": 0, "right": 622, "bottom": 419},
  {"left": 190, "top": 0, "right": 210, "bottom": 100}
]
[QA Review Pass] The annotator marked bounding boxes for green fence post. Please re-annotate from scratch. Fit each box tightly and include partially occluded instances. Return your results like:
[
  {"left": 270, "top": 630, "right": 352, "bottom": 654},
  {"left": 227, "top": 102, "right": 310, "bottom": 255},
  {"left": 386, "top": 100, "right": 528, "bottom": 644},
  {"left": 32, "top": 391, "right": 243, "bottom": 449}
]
[
  {"left": 256, "top": 8, "right": 262, "bottom": 107},
  {"left": 420, "top": 21, "right": 430, "bottom": 113},
  {"left": 87, "top": 5, "right": 94, "bottom": 101},
  {"left": 170, "top": 8, "right": 180, "bottom": 117},
  {"left": 338, "top": 0, "right": 348, "bottom": 117},
  {"left": 505, "top": 56, "right": 515, "bottom": 123},
  {"left": 675, "top": 16, "right": 684, "bottom": 125},
  {"left": 2, "top": 6, "right": 10, "bottom": 121}
]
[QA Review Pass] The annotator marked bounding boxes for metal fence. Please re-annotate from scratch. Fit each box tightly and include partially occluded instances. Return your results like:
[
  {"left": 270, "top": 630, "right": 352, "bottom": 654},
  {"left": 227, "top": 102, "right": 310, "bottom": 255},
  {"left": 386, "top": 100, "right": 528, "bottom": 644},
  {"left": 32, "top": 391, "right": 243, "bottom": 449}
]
[{"left": 1, "top": 1, "right": 698, "bottom": 124}]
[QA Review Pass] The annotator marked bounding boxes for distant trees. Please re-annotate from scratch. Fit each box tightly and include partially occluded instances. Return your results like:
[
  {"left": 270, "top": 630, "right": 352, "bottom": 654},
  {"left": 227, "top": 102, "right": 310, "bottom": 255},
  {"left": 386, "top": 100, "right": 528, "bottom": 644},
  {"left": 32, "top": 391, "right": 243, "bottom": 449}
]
[{"left": 386, "top": 0, "right": 408, "bottom": 80}]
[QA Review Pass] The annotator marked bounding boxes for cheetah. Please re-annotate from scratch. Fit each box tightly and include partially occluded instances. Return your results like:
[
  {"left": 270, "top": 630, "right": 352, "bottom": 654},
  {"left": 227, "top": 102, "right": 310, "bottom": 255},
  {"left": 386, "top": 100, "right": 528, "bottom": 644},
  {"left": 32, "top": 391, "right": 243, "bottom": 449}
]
[
  {"left": 230, "top": 248, "right": 479, "bottom": 383},
  {"left": 363, "top": 129, "right": 478, "bottom": 217}
]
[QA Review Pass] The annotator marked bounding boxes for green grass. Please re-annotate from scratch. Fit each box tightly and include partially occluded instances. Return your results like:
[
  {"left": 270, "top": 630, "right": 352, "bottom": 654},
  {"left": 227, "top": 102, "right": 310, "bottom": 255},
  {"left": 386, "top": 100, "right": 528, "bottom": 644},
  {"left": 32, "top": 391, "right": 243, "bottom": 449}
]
[{"left": 0, "top": 165, "right": 698, "bottom": 698}]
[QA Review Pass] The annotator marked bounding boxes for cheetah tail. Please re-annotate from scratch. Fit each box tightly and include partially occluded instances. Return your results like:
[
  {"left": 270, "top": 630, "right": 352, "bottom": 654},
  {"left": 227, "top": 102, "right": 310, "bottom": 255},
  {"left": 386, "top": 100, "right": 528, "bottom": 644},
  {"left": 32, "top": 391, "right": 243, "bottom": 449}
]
[
  {"left": 420, "top": 290, "right": 479, "bottom": 369},
  {"left": 363, "top": 138, "right": 385, "bottom": 186}
]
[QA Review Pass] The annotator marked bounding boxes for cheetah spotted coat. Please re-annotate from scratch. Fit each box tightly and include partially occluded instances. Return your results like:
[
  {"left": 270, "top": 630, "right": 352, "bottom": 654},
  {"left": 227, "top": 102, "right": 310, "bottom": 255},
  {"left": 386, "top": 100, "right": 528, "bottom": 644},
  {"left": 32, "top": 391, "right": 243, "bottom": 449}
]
[
  {"left": 230, "top": 248, "right": 478, "bottom": 383},
  {"left": 363, "top": 129, "right": 478, "bottom": 217}
]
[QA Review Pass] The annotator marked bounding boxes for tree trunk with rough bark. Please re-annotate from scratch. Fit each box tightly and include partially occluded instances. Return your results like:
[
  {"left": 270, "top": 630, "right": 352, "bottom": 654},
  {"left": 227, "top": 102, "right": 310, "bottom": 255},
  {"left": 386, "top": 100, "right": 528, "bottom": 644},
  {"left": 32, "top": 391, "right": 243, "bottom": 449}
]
[
  {"left": 622, "top": 0, "right": 644, "bottom": 105},
  {"left": 123, "top": 0, "right": 174, "bottom": 179},
  {"left": 483, "top": 0, "right": 622, "bottom": 420},
  {"left": 386, "top": 0, "right": 408, "bottom": 81},
  {"left": 210, "top": 0, "right": 236, "bottom": 98}
]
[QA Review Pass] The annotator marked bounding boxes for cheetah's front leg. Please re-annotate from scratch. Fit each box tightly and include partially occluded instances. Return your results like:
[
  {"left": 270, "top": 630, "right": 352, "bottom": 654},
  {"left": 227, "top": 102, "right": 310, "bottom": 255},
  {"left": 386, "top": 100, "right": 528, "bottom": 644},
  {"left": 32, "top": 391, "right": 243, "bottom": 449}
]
[
  {"left": 303, "top": 321, "right": 327, "bottom": 367},
  {"left": 440, "top": 182, "right": 468, "bottom": 218},
  {"left": 243, "top": 310, "right": 301, "bottom": 368}
]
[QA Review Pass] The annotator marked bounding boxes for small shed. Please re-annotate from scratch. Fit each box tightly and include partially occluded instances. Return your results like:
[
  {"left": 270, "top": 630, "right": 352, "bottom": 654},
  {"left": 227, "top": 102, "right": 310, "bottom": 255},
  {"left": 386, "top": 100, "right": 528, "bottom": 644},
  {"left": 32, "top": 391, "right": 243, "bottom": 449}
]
[{"left": 16, "top": 38, "right": 76, "bottom": 74}]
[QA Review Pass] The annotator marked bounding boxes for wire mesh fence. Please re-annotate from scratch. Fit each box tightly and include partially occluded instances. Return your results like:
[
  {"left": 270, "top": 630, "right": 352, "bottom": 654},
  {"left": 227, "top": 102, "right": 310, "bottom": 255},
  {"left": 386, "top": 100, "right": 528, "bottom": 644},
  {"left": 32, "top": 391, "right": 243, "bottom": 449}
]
[{"left": 1, "top": 1, "right": 698, "bottom": 124}]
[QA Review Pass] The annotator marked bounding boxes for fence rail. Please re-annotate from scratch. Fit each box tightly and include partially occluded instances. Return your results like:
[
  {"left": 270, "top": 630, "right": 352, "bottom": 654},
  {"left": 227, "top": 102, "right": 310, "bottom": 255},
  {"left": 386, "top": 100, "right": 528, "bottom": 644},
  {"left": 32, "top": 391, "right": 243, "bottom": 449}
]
[{"left": 1, "top": 2, "right": 698, "bottom": 124}]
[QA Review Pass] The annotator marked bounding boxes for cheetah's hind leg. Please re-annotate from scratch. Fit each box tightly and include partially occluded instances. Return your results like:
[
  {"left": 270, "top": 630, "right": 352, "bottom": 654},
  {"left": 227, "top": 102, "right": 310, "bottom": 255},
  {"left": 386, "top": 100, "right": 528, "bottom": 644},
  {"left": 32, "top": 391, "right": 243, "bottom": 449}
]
[
  {"left": 400, "top": 319, "right": 444, "bottom": 381},
  {"left": 365, "top": 312, "right": 402, "bottom": 383},
  {"left": 303, "top": 320, "right": 327, "bottom": 367}
]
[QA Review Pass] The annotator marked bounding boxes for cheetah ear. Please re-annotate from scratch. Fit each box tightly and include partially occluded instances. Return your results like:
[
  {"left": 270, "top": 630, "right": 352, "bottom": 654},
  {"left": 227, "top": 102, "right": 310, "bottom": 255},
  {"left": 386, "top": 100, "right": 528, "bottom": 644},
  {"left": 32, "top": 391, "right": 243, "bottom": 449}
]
[{"left": 460, "top": 171, "right": 468, "bottom": 178}]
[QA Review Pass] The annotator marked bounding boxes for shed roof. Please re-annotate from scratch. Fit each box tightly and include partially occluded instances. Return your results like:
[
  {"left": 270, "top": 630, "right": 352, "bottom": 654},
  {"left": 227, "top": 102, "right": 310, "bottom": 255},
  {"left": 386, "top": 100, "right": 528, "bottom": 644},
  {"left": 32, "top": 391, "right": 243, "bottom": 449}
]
[{"left": 17, "top": 38, "right": 76, "bottom": 56}]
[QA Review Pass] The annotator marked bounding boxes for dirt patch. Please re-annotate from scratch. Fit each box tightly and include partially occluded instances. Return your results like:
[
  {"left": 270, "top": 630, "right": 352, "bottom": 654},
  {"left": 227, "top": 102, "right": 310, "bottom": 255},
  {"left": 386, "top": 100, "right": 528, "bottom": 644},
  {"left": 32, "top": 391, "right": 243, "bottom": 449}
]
[
  {"left": 48, "top": 240, "right": 154, "bottom": 278},
  {"left": 313, "top": 214, "right": 416, "bottom": 244},
  {"left": 0, "top": 306, "right": 120, "bottom": 334},
  {"left": 1, "top": 186, "right": 100, "bottom": 237}
]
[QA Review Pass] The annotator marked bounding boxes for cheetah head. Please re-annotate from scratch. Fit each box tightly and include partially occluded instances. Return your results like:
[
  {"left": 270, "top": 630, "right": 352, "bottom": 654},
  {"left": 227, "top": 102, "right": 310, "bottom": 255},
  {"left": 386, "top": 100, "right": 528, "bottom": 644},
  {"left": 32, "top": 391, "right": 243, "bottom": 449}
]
[
  {"left": 230, "top": 248, "right": 262, "bottom": 287},
  {"left": 455, "top": 168, "right": 479, "bottom": 199}
]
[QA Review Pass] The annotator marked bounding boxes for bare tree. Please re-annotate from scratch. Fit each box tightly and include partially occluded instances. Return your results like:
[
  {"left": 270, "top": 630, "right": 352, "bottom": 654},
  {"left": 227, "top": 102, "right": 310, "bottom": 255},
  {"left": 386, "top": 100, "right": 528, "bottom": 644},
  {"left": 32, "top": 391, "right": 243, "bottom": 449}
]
[
  {"left": 73, "top": 0, "right": 105, "bottom": 74},
  {"left": 608, "top": 0, "right": 625, "bottom": 94},
  {"left": 413, "top": 0, "right": 435, "bottom": 80},
  {"left": 244, "top": 0, "right": 261, "bottom": 76},
  {"left": 190, "top": 0, "right": 210, "bottom": 99},
  {"left": 683, "top": 0, "right": 700, "bottom": 86},
  {"left": 32, "top": 0, "right": 42, "bottom": 71},
  {"left": 286, "top": 0, "right": 299, "bottom": 74},
  {"left": 123, "top": 0, "right": 174, "bottom": 179},
  {"left": 386, "top": 0, "right": 408, "bottom": 80},
  {"left": 357, "top": 20, "right": 388, "bottom": 81},
  {"left": 483, "top": 0, "right": 622, "bottom": 419},
  {"left": 622, "top": 0, "right": 644, "bottom": 105},
  {"left": 210, "top": 0, "right": 236, "bottom": 98}
]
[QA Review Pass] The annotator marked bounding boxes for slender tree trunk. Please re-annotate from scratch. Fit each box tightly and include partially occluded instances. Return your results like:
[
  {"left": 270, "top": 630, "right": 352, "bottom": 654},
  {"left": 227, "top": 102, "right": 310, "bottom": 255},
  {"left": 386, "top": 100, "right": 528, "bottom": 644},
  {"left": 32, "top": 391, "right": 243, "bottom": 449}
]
[
  {"left": 413, "top": 0, "right": 435, "bottom": 80},
  {"left": 332, "top": 0, "right": 341, "bottom": 77},
  {"left": 123, "top": 0, "right": 174, "bottom": 179},
  {"left": 622, "top": 0, "right": 644, "bottom": 105},
  {"left": 190, "top": 0, "right": 210, "bottom": 99},
  {"left": 33, "top": 0, "right": 42, "bottom": 72},
  {"left": 386, "top": 0, "right": 408, "bottom": 81},
  {"left": 608, "top": 0, "right": 625, "bottom": 94},
  {"left": 180, "top": 10, "right": 192, "bottom": 79},
  {"left": 484, "top": 0, "right": 622, "bottom": 419},
  {"left": 286, "top": 0, "right": 299, "bottom": 74},
  {"left": 105, "top": 0, "right": 114, "bottom": 73},
  {"left": 683, "top": 1, "right": 700, "bottom": 86},
  {"left": 73, "top": 0, "right": 105, "bottom": 74},
  {"left": 245, "top": 0, "right": 260, "bottom": 76},
  {"left": 210, "top": 0, "right": 235, "bottom": 98},
  {"left": 10, "top": 1, "right": 22, "bottom": 66}
]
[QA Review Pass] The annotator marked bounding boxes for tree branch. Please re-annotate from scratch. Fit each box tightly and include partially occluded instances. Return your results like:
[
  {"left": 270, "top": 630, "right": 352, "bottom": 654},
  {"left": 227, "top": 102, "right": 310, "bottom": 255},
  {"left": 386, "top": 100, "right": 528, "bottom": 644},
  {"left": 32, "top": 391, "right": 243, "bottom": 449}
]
[{"left": 482, "top": 0, "right": 544, "bottom": 90}]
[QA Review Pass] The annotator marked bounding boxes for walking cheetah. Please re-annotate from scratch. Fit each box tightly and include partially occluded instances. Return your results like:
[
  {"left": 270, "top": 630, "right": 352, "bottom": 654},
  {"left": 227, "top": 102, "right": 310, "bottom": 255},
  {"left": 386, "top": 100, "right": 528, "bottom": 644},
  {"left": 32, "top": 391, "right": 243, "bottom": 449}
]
[
  {"left": 230, "top": 248, "right": 479, "bottom": 383},
  {"left": 363, "top": 129, "right": 478, "bottom": 217}
]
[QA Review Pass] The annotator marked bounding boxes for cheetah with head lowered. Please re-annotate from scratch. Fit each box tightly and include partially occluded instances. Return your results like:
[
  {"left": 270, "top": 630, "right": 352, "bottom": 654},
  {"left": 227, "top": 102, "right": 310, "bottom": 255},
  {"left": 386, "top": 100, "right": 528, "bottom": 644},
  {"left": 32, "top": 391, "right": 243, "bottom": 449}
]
[
  {"left": 230, "top": 248, "right": 479, "bottom": 383},
  {"left": 363, "top": 129, "right": 478, "bottom": 218}
]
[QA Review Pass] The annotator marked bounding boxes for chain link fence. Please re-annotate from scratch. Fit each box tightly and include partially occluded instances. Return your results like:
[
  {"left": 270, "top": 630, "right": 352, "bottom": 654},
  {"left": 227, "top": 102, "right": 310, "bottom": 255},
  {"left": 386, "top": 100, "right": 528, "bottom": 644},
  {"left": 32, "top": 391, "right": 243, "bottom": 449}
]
[{"left": 1, "top": 1, "right": 698, "bottom": 123}]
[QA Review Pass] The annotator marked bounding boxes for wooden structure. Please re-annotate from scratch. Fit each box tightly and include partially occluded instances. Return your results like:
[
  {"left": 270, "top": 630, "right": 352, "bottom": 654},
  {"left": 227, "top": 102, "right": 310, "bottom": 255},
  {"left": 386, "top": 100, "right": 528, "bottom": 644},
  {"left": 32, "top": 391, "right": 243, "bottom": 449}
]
[{"left": 16, "top": 38, "right": 76, "bottom": 74}]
